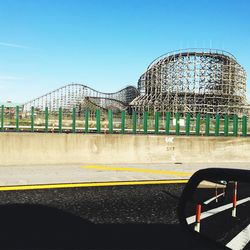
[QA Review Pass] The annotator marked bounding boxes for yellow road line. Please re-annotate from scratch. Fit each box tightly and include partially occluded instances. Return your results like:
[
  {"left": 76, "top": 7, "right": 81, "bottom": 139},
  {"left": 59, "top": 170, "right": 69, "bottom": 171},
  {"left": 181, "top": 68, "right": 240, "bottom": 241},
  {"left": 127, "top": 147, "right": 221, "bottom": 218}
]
[
  {"left": 82, "top": 165, "right": 192, "bottom": 177},
  {"left": 0, "top": 180, "right": 188, "bottom": 192}
]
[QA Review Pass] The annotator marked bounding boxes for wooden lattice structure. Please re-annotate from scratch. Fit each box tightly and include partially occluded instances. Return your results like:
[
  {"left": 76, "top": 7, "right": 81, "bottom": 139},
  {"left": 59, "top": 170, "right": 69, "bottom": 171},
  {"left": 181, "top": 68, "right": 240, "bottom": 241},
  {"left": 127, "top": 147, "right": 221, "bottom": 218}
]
[
  {"left": 130, "top": 49, "right": 249, "bottom": 117},
  {"left": 22, "top": 83, "right": 139, "bottom": 114}
]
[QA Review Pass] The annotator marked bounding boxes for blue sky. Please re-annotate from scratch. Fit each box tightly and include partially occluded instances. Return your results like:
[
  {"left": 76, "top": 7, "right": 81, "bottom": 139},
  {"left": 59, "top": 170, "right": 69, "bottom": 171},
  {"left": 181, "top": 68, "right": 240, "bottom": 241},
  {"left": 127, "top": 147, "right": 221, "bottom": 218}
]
[{"left": 0, "top": 0, "right": 250, "bottom": 103}]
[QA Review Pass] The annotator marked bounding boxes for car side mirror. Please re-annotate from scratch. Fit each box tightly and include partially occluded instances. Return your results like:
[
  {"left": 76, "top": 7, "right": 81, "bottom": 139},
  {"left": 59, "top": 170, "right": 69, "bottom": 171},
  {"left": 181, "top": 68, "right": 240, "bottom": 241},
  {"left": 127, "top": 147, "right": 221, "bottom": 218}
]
[{"left": 178, "top": 168, "right": 250, "bottom": 250}]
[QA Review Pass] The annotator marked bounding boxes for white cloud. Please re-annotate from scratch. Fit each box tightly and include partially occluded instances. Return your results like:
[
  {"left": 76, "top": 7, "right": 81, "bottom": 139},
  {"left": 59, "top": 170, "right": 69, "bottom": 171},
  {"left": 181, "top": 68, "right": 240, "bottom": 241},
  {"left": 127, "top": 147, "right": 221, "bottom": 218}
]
[
  {"left": 0, "top": 42, "right": 30, "bottom": 49},
  {"left": 0, "top": 76, "right": 24, "bottom": 81}
]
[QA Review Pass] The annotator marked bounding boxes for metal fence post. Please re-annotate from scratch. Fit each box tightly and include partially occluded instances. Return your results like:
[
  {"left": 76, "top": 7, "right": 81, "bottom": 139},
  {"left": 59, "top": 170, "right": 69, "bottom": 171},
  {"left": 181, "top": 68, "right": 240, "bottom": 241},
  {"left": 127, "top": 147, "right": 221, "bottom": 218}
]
[
  {"left": 233, "top": 115, "right": 238, "bottom": 137},
  {"left": 85, "top": 110, "right": 89, "bottom": 133},
  {"left": 132, "top": 111, "right": 137, "bottom": 134},
  {"left": 16, "top": 106, "right": 19, "bottom": 132},
  {"left": 1, "top": 105, "right": 4, "bottom": 132},
  {"left": 59, "top": 107, "right": 62, "bottom": 133},
  {"left": 121, "top": 111, "right": 125, "bottom": 134},
  {"left": 215, "top": 114, "right": 220, "bottom": 136},
  {"left": 175, "top": 112, "right": 180, "bottom": 135},
  {"left": 96, "top": 109, "right": 101, "bottom": 133},
  {"left": 185, "top": 113, "right": 190, "bottom": 136},
  {"left": 72, "top": 107, "right": 76, "bottom": 133},
  {"left": 31, "top": 106, "right": 34, "bottom": 132},
  {"left": 224, "top": 114, "right": 229, "bottom": 136},
  {"left": 144, "top": 111, "right": 148, "bottom": 134},
  {"left": 108, "top": 109, "right": 113, "bottom": 134},
  {"left": 205, "top": 114, "right": 210, "bottom": 136},
  {"left": 165, "top": 112, "right": 170, "bottom": 135},
  {"left": 154, "top": 111, "right": 159, "bottom": 134},
  {"left": 242, "top": 115, "right": 247, "bottom": 137},
  {"left": 45, "top": 107, "right": 48, "bottom": 133},
  {"left": 195, "top": 113, "right": 200, "bottom": 136}
]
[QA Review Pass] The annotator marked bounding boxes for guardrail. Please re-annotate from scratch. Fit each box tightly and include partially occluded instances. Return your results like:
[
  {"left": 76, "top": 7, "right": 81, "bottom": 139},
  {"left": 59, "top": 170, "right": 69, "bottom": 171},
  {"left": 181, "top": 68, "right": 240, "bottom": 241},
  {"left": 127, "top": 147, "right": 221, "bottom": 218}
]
[{"left": 0, "top": 105, "right": 248, "bottom": 137}]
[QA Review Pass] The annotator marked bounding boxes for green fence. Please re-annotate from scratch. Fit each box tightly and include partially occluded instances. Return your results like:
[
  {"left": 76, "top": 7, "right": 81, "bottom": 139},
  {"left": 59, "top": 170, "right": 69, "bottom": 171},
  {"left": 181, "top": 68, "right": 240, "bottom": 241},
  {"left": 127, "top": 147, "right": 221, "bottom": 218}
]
[{"left": 0, "top": 106, "right": 249, "bottom": 137}]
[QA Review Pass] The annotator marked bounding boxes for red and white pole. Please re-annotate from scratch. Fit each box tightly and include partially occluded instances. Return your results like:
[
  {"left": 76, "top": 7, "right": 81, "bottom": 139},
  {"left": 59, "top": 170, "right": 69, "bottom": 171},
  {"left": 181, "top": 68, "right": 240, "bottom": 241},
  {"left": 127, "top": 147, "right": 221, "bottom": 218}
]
[
  {"left": 232, "top": 181, "right": 237, "bottom": 217},
  {"left": 194, "top": 204, "right": 201, "bottom": 233}
]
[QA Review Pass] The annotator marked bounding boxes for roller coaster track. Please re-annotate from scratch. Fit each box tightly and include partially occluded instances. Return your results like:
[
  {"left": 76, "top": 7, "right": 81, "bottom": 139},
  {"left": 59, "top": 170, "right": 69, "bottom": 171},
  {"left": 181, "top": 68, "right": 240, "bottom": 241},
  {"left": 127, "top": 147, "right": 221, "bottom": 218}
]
[
  {"left": 22, "top": 83, "right": 139, "bottom": 113},
  {"left": 131, "top": 48, "right": 248, "bottom": 116},
  {"left": 88, "top": 96, "right": 126, "bottom": 109}
]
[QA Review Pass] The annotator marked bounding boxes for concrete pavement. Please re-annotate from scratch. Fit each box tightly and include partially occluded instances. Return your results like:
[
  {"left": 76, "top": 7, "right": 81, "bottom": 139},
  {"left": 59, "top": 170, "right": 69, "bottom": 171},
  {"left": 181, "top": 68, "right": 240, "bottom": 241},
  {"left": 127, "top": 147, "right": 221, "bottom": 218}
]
[{"left": 0, "top": 162, "right": 249, "bottom": 186}]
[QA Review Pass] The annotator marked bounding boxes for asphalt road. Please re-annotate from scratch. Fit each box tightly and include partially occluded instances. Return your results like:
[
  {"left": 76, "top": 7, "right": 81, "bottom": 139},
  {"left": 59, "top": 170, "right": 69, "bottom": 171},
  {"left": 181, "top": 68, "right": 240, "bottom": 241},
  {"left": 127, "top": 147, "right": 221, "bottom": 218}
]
[{"left": 0, "top": 183, "right": 220, "bottom": 249}]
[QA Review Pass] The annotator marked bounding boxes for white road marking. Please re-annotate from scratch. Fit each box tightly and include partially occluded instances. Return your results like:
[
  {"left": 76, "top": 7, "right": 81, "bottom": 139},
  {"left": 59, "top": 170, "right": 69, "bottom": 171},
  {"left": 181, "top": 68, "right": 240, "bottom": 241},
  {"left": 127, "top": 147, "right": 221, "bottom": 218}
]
[
  {"left": 186, "top": 197, "right": 250, "bottom": 224},
  {"left": 226, "top": 224, "right": 250, "bottom": 250},
  {"left": 204, "top": 192, "right": 224, "bottom": 205}
]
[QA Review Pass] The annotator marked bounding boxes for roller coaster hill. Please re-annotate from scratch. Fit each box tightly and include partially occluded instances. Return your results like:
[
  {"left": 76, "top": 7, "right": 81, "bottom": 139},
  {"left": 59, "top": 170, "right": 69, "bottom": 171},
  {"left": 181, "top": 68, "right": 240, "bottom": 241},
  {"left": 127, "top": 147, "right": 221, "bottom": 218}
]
[
  {"left": 19, "top": 48, "right": 249, "bottom": 119},
  {"left": 21, "top": 84, "right": 139, "bottom": 115},
  {"left": 131, "top": 49, "right": 249, "bottom": 118}
]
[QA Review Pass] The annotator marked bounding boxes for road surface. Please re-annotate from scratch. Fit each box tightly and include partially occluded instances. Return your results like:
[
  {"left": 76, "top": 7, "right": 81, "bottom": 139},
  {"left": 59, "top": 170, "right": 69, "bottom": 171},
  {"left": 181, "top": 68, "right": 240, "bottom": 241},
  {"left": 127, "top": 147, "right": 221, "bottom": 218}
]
[{"left": 0, "top": 182, "right": 220, "bottom": 249}]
